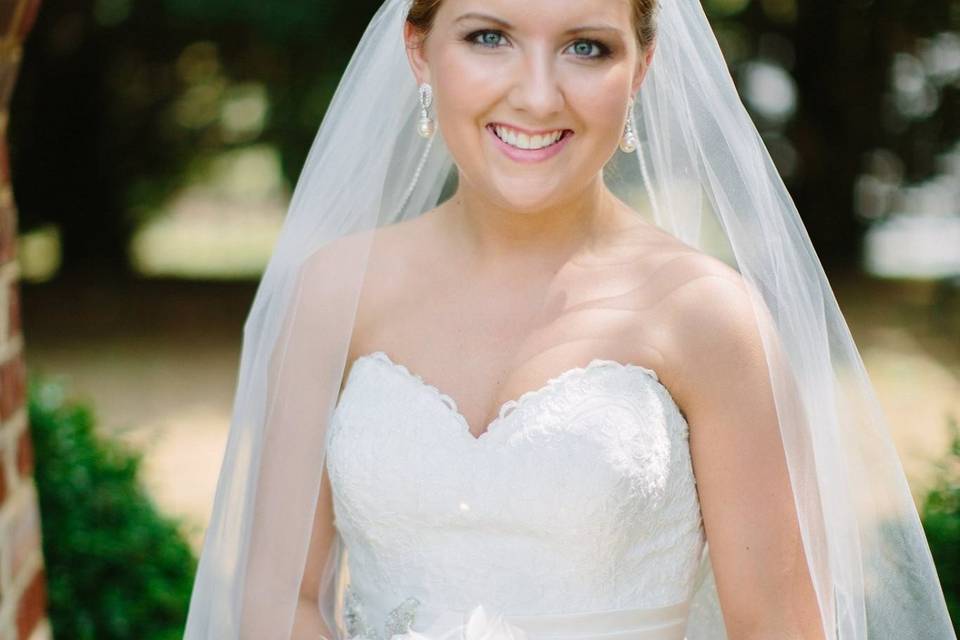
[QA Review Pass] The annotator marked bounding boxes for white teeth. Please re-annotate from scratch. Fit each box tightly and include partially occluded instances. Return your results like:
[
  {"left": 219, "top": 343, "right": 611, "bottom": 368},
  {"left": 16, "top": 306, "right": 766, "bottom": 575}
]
[{"left": 493, "top": 125, "right": 564, "bottom": 150}]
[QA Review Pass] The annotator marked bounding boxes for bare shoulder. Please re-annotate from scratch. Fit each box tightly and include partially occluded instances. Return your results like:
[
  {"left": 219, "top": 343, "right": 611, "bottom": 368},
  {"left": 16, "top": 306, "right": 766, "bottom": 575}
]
[
  {"left": 283, "top": 231, "right": 371, "bottom": 321},
  {"left": 298, "top": 206, "right": 440, "bottom": 292},
  {"left": 612, "top": 218, "right": 753, "bottom": 320},
  {"left": 345, "top": 207, "right": 449, "bottom": 352},
  {"left": 636, "top": 237, "right": 770, "bottom": 414},
  {"left": 360, "top": 206, "right": 446, "bottom": 309},
  {"left": 625, "top": 217, "right": 745, "bottom": 291}
]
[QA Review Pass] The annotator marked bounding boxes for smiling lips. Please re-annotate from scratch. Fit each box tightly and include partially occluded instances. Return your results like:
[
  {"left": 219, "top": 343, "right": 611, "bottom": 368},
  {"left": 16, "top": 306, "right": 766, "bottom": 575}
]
[{"left": 486, "top": 123, "right": 573, "bottom": 163}]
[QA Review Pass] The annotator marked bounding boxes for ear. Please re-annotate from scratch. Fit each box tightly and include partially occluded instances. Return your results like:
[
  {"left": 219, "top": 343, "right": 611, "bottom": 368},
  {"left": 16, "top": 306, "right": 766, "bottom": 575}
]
[
  {"left": 631, "top": 40, "right": 657, "bottom": 95},
  {"left": 403, "top": 20, "right": 432, "bottom": 85}
]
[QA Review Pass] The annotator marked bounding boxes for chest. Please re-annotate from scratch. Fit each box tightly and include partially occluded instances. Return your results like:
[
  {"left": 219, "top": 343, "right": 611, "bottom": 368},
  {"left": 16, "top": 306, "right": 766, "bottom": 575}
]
[
  {"left": 353, "top": 241, "right": 681, "bottom": 431},
  {"left": 326, "top": 351, "right": 692, "bottom": 535}
]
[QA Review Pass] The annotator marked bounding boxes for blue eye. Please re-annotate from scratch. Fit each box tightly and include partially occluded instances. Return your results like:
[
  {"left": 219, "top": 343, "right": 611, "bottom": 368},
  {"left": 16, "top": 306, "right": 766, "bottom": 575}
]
[
  {"left": 465, "top": 30, "right": 612, "bottom": 60},
  {"left": 466, "top": 29, "right": 507, "bottom": 48},
  {"left": 567, "top": 40, "right": 611, "bottom": 59}
]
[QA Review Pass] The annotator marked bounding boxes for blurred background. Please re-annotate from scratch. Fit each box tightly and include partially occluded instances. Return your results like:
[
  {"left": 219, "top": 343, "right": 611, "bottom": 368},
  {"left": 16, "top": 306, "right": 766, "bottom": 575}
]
[{"left": 4, "top": 0, "right": 959, "bottom": 637}]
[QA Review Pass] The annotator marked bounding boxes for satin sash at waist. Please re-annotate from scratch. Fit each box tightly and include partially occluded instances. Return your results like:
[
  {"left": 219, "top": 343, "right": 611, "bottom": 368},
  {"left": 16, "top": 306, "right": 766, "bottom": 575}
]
[{"left": 411, "top": 599, "right": 691, "bottom": 640}]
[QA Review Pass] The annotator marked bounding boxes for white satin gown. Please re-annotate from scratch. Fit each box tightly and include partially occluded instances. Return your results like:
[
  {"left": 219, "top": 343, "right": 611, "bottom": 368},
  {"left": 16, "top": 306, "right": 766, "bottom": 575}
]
[{"left": 325, "top": 350, "right": 709, "bottom": 639}]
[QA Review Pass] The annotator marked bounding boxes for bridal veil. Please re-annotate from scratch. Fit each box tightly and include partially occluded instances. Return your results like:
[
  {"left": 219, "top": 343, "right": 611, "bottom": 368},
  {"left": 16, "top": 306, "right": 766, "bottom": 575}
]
[{"left": 182, "top": 0, "right": 957, "bottom": 637}]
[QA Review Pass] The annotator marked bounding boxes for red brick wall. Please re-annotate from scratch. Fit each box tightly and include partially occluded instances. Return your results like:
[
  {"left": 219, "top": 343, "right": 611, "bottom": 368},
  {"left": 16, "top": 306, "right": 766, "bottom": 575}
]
[{"left": 0, "top": 2, "right": 48, "bottom": 639}]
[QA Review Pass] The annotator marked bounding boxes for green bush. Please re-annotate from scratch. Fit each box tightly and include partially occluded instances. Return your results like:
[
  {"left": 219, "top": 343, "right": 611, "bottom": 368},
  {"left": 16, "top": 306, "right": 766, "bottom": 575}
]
[
  {"left": 28, "top": 376, "right": 197, "bottom": 640},
  {"left": 922, "top": 415, "right": 960, "bottom": 633}
]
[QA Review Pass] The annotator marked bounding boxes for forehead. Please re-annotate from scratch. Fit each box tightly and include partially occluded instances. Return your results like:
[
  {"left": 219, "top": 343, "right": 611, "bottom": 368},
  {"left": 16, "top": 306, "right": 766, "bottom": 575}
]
[{"left": 435, "top": 0, "right": 634, "bottom": 31}]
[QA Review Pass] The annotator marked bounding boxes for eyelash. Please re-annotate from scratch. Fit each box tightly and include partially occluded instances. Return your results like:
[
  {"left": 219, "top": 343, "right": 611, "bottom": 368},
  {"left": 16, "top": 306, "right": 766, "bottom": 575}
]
[{"left": 463, "top": 29, "right": 613, "bottom": 60}]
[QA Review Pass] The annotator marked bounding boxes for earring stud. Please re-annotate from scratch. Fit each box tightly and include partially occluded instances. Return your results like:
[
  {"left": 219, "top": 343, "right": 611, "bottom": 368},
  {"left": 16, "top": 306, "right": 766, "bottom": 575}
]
[
  {"left": 619, "top": 97, "right": 638, "bottom": 153},
  {"left": 417, "top": 82, "right": 435, "bottom": 139}
]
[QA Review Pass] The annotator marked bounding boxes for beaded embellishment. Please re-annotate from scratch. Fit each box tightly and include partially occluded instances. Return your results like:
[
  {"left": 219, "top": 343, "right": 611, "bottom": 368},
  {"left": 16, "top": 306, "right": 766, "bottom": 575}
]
[{"left": 344, "top": 584, "right": 421, "bottom": 639}]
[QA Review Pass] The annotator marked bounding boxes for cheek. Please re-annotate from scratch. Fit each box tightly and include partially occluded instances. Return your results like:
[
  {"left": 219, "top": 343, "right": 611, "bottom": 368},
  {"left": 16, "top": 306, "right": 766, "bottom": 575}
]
[
  {"left": 432, "top": 49, "right": 501, "bottom": 108},
  {"left": 563, "top": 74, "right": 631, "bottom": 146}
]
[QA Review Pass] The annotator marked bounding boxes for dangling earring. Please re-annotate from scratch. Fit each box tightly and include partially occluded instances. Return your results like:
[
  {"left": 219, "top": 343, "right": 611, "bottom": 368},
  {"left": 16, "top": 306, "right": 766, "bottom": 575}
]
[
  {"left": 417, "top": 82, "right": 435, "bottom": 139},
  {"left": 619, "top": 97, "right": 638, "bottom": 153}
]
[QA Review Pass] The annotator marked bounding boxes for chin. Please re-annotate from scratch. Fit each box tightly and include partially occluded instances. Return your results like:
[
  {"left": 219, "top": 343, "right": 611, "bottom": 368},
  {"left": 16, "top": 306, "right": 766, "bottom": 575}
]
[
  {"left": 496, "top": 189, "right": 566, "bottom": 214},
  {"left": 488, "top": 176, "right": 572, "bottom": 213}
]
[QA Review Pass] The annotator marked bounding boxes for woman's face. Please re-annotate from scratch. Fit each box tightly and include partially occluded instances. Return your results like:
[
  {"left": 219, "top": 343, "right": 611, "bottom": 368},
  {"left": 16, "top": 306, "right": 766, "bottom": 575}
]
[{"left": 404, "top": 0, "right": 655, "bottom": 214}]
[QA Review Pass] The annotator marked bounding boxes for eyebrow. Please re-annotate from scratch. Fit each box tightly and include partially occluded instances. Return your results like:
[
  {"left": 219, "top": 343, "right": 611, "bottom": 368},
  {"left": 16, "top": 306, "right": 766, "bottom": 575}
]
[{"left": 454, "top": 12, "right": 624, "bottom": 36}]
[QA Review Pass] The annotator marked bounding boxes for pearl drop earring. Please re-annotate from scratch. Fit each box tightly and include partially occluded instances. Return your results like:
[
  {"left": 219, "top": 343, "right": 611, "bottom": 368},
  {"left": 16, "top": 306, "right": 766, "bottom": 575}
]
[
  {"left": 417, "top": 82, "right": 435, "bottom": 139},
  {"left": 619, "top": 97, "right": 638, "bottom": 153}
]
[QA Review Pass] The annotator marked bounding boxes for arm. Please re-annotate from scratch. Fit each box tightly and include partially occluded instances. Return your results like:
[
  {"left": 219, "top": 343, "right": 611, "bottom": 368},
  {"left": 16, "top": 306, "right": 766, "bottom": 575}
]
[
  {"left": 668, "top": 274, "right": 826, "bottom": 640},
  {"left": 292, "top": 464, "right": 337, "bottom": 639},
  {"left": 240, "top": 234, "right": 371, "bottom": 639}
]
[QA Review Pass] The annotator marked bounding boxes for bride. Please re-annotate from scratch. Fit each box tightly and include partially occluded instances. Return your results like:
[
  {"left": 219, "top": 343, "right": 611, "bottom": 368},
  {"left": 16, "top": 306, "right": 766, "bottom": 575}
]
[{"left": 183, "top": 0, "right": 957, "bottom": 639}]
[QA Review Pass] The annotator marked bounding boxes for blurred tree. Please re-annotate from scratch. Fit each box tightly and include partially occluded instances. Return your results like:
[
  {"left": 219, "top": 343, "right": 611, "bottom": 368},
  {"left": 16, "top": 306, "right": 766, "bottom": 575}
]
[
  {"left": 792, "top": 0, "right": 959, "bottom": 264},
  {"left": 7, "top": 0, "right": 960, "bottom": 277},
  {"left": 9, "top": 0, "right": 374, "bottom": 277},
  {"left": 11, "top": 0, "right": 204, "bottom": 276}
]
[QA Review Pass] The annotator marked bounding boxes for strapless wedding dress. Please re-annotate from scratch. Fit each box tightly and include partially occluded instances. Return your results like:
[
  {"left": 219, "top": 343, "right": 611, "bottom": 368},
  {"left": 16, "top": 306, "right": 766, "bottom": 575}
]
[{"left": 325, "top": 351, "right": 708, "bottom": 639}]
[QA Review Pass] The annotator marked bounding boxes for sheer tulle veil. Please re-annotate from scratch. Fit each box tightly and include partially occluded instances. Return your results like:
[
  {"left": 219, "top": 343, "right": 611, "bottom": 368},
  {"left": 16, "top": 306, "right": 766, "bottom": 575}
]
[{"left": 182, "top": 0, "right": 957, "bottom": 637}]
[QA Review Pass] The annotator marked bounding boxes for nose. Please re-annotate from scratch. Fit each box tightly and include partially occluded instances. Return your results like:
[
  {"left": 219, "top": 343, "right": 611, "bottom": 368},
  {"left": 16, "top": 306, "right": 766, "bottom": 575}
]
[{"left": 506, "top": 45, "right": 565, "bottom": 119}]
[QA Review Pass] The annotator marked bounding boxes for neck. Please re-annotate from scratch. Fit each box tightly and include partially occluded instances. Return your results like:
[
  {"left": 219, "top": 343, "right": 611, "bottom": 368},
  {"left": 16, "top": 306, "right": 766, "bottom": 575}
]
[{"left": 443, "top": 174, "right": 620, "bottom": 269}]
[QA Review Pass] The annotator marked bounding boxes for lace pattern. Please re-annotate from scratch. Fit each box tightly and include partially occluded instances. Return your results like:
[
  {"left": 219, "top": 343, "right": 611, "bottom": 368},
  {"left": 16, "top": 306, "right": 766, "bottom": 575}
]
[
  {"left": 344, "top": 585, "right": 420, "bottom": 640},
  {"left": 355, "top": 350, "right": 664, "bottom": 442},
  {"left": 326, "top": 351, "right": 705, "bottom": 622}
]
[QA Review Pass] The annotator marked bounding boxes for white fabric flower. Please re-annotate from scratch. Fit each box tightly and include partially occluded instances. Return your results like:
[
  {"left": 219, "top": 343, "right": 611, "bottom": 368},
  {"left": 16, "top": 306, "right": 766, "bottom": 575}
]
[
  {"left": 389, "top": 604, "right": 528, "bottom": 640},
  {"left": 462, "top": 605, "right": 529, "bottom": 640}
]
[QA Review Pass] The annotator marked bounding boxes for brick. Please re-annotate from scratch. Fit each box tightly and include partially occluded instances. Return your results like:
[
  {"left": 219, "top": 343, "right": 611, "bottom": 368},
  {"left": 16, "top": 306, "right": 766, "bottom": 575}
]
[
  {"left": 0, "top": 62, "right": 20, "bottom": 110},
  {"left": 0, "top": 452, "right": 6, "bottom": 505},
  {"left": 7, "top": 280, "right": 19, "bottom": 339},
  {"left": 0, "top": 3, "right": 17, "bottom": 36},
  {"left": 17, "top": 1, "right": 41, "bottom": 41},
  {"left": 0, "top": 204, "right": 14, "bottom": 263},
  {"left": 15, "top": 568, "right": 45, "bottom": 640},
  {"left": 1, "top": 5, "right": 46, "bottom": 636},
  {"left": 9, "top": 497, "right": 41, "bottom": 582},
  {"left": 26, "top": 620, "right": 49, "bottom": 640},
  {"left": 0, "top": 355, "right": 25, "bottom": 422},
  {"left": 0, "top": 278, "right": 6, "bottom": 341},
  {"left": 14, "top": 430, "right": 31, "bottom": 478},
  {"left": 27, "top": 622, "right": 48, "bottom": 640},
  {"left": 0, "top": 136, "right": 8, "bottom": 183},
  {"left": 0, "top": 357, "right": 14, "bottom": 420}
]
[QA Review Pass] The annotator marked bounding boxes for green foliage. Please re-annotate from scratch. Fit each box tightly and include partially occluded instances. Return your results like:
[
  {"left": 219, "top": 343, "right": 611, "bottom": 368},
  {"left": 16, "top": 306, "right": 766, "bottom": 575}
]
[
  {"left": 922, "top": 415, "right": 960, "bottom": 632},
  {"left": 28, "top": 377, "right": 197, "bottom": 640},
  {"left": 10, "top": 0, "right": 385, "bottom": 274},
  {"left": 161, "top": 0, "right": 338, "bottom": 42}
]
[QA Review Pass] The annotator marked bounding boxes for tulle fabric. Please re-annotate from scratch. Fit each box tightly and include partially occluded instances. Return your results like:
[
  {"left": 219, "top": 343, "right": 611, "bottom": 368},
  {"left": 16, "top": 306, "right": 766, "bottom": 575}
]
[{"left": 182, "top": 0, "right": 957, "bottom": 638}]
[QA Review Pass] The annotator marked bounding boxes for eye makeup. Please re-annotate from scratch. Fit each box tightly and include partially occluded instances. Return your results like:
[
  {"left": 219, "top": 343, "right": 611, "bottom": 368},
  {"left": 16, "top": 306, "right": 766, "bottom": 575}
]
[{"left": 460, "top": 28, "right": 616, "bottom": 60}]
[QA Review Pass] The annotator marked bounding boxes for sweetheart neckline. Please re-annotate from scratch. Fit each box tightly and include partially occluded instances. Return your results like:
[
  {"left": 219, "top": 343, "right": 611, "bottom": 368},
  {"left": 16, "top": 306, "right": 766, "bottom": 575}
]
[{"left": 350, "top": 350, "right": 666, "bottom": 444}]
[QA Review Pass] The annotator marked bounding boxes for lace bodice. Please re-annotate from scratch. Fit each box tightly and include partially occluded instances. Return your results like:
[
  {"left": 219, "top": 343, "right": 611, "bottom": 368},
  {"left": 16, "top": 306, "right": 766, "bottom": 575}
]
[{"left": 325, "top": 351, "right": 706, "bottom": 636}]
